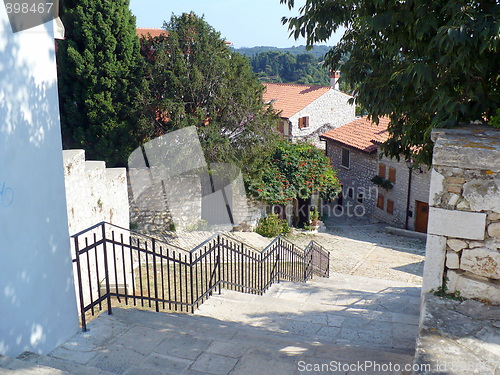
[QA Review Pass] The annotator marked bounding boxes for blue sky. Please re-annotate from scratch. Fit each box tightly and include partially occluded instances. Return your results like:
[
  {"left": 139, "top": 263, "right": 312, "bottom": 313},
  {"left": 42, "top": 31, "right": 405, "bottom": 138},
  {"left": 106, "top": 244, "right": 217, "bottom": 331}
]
[{"left": 129, "top": 0, "right": 340, "bottom": 48}]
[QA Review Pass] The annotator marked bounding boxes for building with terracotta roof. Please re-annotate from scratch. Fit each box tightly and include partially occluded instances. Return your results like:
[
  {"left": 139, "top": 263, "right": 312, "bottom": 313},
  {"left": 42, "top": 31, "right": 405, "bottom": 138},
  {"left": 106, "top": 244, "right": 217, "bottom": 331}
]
[
  {"left": 136, "top": 28, "right": 168, "bottom": 39},
  {"left": 320, "top": 116, "right": 431, "bottom": 232},
  {"left": 263, "top": 78, "right": 355, "bottom": 147}
]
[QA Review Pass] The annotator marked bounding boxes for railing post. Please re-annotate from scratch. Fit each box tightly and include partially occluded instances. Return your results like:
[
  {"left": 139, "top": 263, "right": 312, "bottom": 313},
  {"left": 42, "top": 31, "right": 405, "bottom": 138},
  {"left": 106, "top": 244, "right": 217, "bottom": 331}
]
[
  {"left": 276, "top": 237, "right": 281, "bottom": 283},
  {"left": 327, "top": 250, "right": 330, "bottom": 277},
  {"left": 190, "top": 251, "right": 194, "bottom": 313},
  {"left": 259, "top": 251, "right": 263, "bottom": 295},
  {"left": 101, "top": 224, "right": 112, "bottom": 315},
  {"left": 152, "top": 239, "right": 159, "bottom": 312},
  {"left": 217, "top": 235, "right": 222, "bottom": 295},
  {"left": 74, "top": 236, "right": 87, "bottom": 331}
]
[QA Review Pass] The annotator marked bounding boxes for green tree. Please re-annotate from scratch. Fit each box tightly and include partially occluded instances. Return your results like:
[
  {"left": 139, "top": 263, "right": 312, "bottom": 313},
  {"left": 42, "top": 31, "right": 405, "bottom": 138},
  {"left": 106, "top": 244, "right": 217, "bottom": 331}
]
[
  {"left": 250, "top": 141, "right": 340, "bottom": 205},
  {"left": 250, "top": 51, "right": 330, "bottom": 85},
  {"left": 140, "top": 13, "right": 280, "bottom": 176},
  {"left": 57, "top": 0, "right": 149, "bottom": 166},
  {"left": 280, "top": 0, "right": 499, "bottom": 164}
]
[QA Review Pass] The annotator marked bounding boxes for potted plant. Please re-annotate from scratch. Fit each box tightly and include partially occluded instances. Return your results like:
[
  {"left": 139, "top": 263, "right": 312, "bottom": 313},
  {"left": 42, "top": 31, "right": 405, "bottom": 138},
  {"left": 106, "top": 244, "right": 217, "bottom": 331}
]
[{"left": 309, "top": 207, "right": 320, "bottom": 226}]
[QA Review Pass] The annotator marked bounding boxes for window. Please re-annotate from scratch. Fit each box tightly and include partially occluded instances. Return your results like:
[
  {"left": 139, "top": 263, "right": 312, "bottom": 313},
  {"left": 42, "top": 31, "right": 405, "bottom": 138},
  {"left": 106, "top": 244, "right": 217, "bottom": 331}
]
[
  {"left": 278, "top": 121, "right": 285, "bottom": 134},
  {"left": 347, "top": 187, "right": 354, "bottom": 199},
  {"left": 298, "top": 116, "right": 309, "bottom": 129},
  {"left": 387, "top": 199, "right": 394, "bottom": 214},
  {"left": 378, "top": 163, "right": 386, "bottom": 178},
  {"left": 388, "top": 167, "right": 396, "bottom": 184},
  {"left": 377, "top": 194, "right": 384, "bottom": 209},
  {"left": 341, "top": 148, "right": 350, "bottom": 168}
]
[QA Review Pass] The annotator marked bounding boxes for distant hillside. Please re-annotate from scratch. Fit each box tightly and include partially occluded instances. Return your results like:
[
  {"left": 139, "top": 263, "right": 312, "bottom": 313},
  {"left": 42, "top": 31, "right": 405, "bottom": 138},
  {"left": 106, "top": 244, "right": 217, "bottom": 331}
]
[
  {"left": 249, "top": 51, "right": 330, "bottom": 86},
  {"left": 235, "top": 45, "right": 332, "bottom": 60}
]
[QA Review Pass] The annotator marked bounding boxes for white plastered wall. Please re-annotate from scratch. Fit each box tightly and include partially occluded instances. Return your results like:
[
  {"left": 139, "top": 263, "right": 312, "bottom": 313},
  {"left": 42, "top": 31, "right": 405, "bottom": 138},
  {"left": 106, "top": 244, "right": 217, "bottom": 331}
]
[{"left": 0, "top": 10, "right": 78, "bottom": 356}]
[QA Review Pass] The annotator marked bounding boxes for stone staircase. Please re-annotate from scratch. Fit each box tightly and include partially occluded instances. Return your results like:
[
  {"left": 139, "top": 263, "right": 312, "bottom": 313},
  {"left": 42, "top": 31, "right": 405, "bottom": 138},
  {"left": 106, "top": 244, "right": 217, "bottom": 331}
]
[
  {"left": 0, "top": 273, "right": 421, "bottom": 375},
  {"left": 195, "top": 273, "right": 422, "bottom": 355}
]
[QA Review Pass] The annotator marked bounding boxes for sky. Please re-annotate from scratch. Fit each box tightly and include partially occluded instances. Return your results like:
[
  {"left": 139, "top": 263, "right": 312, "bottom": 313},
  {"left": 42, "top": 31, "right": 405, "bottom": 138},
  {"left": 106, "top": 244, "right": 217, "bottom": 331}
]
[{"left": 129, "top": 0, "right": 341, "bottom": 49}]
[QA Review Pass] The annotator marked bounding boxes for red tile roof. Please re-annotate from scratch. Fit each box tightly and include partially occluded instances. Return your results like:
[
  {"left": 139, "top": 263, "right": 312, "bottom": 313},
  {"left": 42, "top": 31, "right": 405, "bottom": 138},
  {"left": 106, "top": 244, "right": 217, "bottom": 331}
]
[
  {"left": 136, "top": 28, "right": 232, "bottom": 45},
  {"left": 321, "top": 116, "right": 390, "bottom": 153},
  {"left": 136, "top": 28, "right": 167, "bottom": 38},
  {"left": 263, "top": 82, "right": 331, "bottom": 119}
]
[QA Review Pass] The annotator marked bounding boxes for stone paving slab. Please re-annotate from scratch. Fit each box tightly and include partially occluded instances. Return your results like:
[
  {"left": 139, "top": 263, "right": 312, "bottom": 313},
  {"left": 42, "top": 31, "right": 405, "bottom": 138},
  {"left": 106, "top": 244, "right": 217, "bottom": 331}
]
[
  {"left": 414, "top": 294, "right": 500, "bottom": 375},
  {"left": 39, "top": 308, "right": 416, "bottom": 375},
  {"left": 195, "top": 275, "right": 421, "bottom": 356},
  {"left": 0, "top": 355, "right": 67, "bottom": 375}
]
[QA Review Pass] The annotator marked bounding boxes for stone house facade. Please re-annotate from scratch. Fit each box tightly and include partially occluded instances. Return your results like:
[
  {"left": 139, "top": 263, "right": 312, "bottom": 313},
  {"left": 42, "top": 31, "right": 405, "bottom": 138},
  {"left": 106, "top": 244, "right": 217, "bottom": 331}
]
[
  {"left": 373, "top": 155, "right": 431, "bottom": 232},
  {"left": 321, "top": 116, "right": 431, "bottom": 232},
  {"left": 263, "top": 81, "right": 355, "bottom": 148}
]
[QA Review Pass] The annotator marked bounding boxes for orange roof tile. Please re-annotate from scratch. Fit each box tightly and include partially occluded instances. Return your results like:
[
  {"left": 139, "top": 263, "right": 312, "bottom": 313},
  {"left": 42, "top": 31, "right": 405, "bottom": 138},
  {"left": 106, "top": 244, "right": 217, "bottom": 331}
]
[
  {"left": 263, "top": 82, "right": 331, "bottom": 119},
  {"left": 136, "top": 28, "right": 167, "bottom": 38},
  {"left": 321, "top": 116, "right": 390, "bottom": 153}
]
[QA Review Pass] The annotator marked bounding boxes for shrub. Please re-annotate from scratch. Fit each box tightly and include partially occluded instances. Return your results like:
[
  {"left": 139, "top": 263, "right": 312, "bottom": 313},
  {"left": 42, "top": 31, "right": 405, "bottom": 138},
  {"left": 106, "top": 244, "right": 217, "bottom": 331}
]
[{"left": 255, "top": 214, "right": 290, "bottom": 238}]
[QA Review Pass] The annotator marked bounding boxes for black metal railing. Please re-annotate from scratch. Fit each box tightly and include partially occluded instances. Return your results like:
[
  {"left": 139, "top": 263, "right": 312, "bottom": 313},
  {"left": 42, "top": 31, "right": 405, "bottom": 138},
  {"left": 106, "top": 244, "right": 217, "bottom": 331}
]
[{"left": 71, "top": 222, "right": 330, "bottom": 330}]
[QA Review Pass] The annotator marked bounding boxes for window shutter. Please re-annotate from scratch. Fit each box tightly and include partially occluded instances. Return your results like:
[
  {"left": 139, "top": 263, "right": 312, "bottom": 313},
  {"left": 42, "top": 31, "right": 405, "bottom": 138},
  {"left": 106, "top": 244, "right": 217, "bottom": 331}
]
[
  {"left": 379, "top": 164, "right": 386, "bottom": 178},
  {"left": 387, "top": 199, "right": 394, "bottom": 214},
  {"left": 341, "top": 148, "right": 350, "bottom": 168},
  {"left": 388, "top": 167, "right": 396, "bottom": 183},
  {"left": 377, "top": 195, "right": 384, "bottom": 209}
]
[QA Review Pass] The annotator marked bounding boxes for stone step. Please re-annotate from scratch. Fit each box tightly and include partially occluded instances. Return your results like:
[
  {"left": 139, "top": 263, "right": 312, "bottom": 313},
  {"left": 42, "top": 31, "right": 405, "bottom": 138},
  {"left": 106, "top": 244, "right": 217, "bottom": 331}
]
[
  {"left": 194, "top": 277, "right": 421, "bottom": 355},
  {"left": 89, "top": 308, "right": 415, "bottom": 372},
  {"left": 85, "top": 160, "right": 106, "bottom": 181},
  {"left": 63, "top": 149, "right": 86, "bottom": 176},
  {"left": 16, "top": 352, "right": 115, "bottom": 375},
  {"left": 1, "top": 354, "right": 66, "bottom": 375}
]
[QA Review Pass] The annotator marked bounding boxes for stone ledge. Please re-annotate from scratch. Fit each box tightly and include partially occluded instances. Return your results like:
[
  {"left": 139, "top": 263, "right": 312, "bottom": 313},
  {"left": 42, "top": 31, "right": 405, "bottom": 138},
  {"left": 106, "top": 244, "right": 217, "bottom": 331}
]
[
  {"left": 385, "top": 226, "right": 428, "bottom": 240},
  {"left": 432, "top": 127, "right": 500, "bottom": 171},
  {"left": 413, "top": 294, "right": 500, "bottom": 375}
]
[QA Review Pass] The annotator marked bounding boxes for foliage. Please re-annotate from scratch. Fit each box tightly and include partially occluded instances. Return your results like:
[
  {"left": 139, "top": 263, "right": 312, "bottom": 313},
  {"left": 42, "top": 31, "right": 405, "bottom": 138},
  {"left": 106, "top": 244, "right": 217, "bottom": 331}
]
[
  {"left": 431, "top": 278, "right": 466, "bottom": 301},
  {"left": 185, "top": 220, "right": 208, "bottom": 231},
  {"left": 490, "top": 109, "right": 500, "bottom": 128},
  {"left": 255, "top": 214, "right": 290, "bottom": 238},
  {"left": 309, "top": 207, "right": 320, "bottom": 223},
  {"left": 139, "top": 13, "right": 281, "bottom": 176},
  {"left": 250, "top": 51, "right": 330, "bottom": 85},
  {"left": 236, "top": 45, "right": 333, "bottom": 59},
  {"left": 371, "top": 175, "right": 394, "bottom": 191},
  {"left": 249, "top": 141, "right": 341, "bottom": 205},
  {"left": 280, "top": 0, "right": 500, "bottom": 165},
  {"left": 57, "top": 0, "right": 149, "bottom": 166}
]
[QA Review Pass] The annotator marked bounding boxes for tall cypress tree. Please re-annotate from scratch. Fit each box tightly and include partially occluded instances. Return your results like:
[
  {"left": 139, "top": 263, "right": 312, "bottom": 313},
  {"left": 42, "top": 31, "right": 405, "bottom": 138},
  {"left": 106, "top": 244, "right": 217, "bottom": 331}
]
[{"left": 57, "top": 0, "right": 149, "bottom": 166}]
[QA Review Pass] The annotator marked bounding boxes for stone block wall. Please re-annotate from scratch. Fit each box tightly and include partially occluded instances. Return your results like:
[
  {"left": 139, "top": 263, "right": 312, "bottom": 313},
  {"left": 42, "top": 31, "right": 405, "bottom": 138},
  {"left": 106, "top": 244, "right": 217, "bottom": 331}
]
[
  {"left": 289, "top": 89, "right": 355, "bottom": 139},
  {"left": 422, "top": 127, "right": 500, "bottom": 304},
  {"left": 372, "top": 154, "right": 431, "bottom": 231},
  {"left": 64, "top": 149, "right": 129, "bottom": 235},
  {"left": 326, "top": 141, "right": 378, "bottom": 217}
]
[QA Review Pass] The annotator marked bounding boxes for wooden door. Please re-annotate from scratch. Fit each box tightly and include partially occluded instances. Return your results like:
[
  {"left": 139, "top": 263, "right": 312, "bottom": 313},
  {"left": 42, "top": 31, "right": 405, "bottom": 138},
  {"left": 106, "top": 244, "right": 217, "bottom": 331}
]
[{"left": 415, "top": 201, "right": 429, "bottom": 233}]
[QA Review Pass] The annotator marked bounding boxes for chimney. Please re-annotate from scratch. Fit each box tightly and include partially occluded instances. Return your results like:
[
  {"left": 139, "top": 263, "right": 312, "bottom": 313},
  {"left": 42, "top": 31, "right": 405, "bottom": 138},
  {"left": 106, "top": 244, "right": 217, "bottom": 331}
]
[{"left": 330, "top": 70, "right": 341, "bottom": 90}]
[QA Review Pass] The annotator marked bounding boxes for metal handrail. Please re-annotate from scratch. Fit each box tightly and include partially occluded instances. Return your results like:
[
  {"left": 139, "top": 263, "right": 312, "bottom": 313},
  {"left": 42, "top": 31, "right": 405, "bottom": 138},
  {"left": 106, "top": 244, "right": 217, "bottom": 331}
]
[{"left": 72, "top": 222, "right": 330, "bottom": 331}]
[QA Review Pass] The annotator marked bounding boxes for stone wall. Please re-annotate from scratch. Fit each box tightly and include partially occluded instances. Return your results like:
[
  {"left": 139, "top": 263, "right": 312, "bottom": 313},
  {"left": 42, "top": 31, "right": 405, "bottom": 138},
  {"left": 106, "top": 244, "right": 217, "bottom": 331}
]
[
  {"left": 422, "top": 127, "right": 500, "bottom": 304},
  {"left": 64, "top": 150, "right": 129, "bottom": 235},
  {"left": 129, "top": 172, "right": 267, "bottom": 234},
  {"left": 325, "top": 140, "right": 432, "bottom": 230},
  {"left": 289, "top": 89, "right": 355, "bottom": 140},
  {"left": 372, "top": 154, "right": 431, "bottom": 231},
  {"left": 326, "top": 141, "right": 379, "bottom": 217}
]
